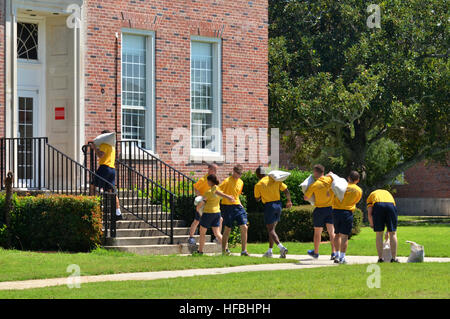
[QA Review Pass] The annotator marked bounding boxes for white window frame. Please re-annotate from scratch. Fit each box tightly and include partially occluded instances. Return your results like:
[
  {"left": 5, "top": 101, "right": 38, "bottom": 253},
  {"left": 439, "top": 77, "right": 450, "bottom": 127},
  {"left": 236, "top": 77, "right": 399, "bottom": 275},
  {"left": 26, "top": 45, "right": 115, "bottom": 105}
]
[
  {"left": 190, "top": 36, "right": 223, "bottom": 162},
  {"left": 121, "top": 28, "right": 156, "bottom": 152}
]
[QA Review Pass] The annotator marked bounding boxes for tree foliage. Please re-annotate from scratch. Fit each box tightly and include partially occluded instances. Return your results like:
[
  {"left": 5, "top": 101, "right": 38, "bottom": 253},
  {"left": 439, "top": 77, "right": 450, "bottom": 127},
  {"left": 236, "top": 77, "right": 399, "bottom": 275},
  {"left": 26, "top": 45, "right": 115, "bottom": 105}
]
[{"left": 269, "top": 0, "right": 449, "bottom": 192}]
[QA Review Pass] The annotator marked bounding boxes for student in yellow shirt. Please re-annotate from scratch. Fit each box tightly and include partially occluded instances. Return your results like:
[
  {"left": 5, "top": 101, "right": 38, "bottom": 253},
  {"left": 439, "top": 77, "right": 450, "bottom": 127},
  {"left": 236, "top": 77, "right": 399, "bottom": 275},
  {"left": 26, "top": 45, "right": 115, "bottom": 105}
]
[
  {"left": 367, "top": 189, "right": 399, "bottom": 263},
  {"left": 303, "top": 164, "right": 336, "bottom": 260},
  {"left": 89, "top": 130, "right": 122, "bottom": 220},
  {"left": 195, "top": 174, "right": 234, "bottom": 255},
  {"left": 330, "top": 171, "right": 362, "bottom": 264},
  {"left": 220, "top": 165, "right": 249, "bottom": 256},
  {"left": 188, "top": 163, "right": 219, "bottom": 246},
  {"left": 254, "top": 167, "right": 292, "bottom": 259}
]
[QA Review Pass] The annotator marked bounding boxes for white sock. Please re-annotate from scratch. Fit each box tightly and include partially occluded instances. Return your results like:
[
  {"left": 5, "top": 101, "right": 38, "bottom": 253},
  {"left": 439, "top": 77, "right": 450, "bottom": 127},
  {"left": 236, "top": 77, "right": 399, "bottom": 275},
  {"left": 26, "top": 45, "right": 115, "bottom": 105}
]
[
  {"left": 336, "top": 251, "right": 340, "bottom": 257},
  {"left": 340, "top": 252, "right": 346, "bottom": 259},
  {"left": 267, "top": 248, "right": 273, "bottom": 254},
  {"left": 277, "top": 243, "right": 285, "bottom": 250},
  {"left": 116, "top": 208, "right": 121, "bottom": 216}
]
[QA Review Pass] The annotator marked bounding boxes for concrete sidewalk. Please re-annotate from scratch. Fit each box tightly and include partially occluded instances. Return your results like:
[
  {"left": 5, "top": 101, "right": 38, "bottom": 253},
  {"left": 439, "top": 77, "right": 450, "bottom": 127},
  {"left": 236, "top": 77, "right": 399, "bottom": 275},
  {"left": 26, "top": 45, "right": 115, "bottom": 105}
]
[{"left": 0, "top": 254, "right": 449, "bottom": 291}]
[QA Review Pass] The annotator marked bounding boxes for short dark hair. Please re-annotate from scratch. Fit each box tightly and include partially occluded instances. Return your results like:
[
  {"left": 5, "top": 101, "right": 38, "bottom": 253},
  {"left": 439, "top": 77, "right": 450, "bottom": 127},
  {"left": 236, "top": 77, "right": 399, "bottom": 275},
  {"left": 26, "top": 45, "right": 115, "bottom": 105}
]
[
  {"left": 313, "top": 164, "right": 325, "bottom": 174},
  {"left": 255, "top": 166, "right": 266, "bottom": 176},
  {"left": 348, "top": 171, "right": 360, "bottom": 182},
  {"left": 207, "top": 174, "right": 220, "bottom": 185},
  {"left": 207, "top": 163, "right": 218, "bottom": 169},
  {"left": 101, "top": 130, "right": 111, "bottom": 134},
  {"left": 233, "top": 165, "right": 243, "bottom": 175}
]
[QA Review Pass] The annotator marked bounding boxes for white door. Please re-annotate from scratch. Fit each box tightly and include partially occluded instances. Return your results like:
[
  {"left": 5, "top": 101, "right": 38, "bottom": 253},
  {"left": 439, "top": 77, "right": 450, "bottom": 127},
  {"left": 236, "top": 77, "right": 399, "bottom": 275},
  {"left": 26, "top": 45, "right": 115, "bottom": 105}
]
[{"left": 17, "top": 90, "right": 39, "bottom": 188}]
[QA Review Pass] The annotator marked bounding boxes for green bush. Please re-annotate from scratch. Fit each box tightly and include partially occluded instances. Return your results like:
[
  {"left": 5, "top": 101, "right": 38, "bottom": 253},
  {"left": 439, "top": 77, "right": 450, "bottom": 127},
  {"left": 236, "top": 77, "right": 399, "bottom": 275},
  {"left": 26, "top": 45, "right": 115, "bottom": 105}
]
[
  {"left": 0, "top": 194, "right": 103, "bottom": 252},
  {"left": 247, "top": 205, "right": 363, "bottom": 243}
]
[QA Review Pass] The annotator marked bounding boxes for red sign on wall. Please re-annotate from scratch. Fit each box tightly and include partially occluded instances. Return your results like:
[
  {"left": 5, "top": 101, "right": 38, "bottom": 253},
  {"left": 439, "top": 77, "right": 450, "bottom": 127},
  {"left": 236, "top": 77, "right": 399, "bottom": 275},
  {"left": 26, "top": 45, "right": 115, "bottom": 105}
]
[{"left": 55, "top": 107, "right": 65, "bottom": 120}]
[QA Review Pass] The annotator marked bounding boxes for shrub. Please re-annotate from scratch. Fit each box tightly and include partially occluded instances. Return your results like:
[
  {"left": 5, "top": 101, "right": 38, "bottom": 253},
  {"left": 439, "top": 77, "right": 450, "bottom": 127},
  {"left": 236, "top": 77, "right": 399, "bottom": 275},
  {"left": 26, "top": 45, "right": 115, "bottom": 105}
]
[
  {"left": 247, "top": 205, "right": 363, "bottom": 243},
  {"left": 0, "top": 194, "right": 103, "bottom": 252}
]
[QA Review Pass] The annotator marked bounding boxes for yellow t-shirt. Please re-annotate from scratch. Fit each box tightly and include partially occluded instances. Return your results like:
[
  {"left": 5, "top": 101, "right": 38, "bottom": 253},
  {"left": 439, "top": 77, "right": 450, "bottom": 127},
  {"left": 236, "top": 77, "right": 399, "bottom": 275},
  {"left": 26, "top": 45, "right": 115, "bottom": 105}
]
[
  {"left": 367, "top": 189, "right": 396, "bottom": 208},
  {"left": 194, "top": 174, "right": 210, "bottom": 196},
  {"left": 333, "top": 183, "right": 363, "bottom": 211},
  {"left": 203, "top": 185, "right": 221, "bottom": 213},
  {"left": 98, "top": 143, "right": 115, "bottom": 168},
  {"left": 304, "top": 176, "right": 334, "bottom": 208},
  {"left": 219, "top": 176, "right": 244, "bottom": 205},
  {"left": 254, "top": 176, "right": 288, "bottom": 204}
]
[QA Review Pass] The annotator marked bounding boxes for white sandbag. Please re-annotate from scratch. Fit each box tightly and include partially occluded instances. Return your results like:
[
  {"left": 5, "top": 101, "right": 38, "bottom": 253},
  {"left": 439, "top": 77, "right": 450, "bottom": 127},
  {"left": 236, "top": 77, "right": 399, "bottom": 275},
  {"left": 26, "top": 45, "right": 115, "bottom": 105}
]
[
  {"left": 268, "top": 170, "right": 291, "bottom": 182},
  {"left": 406, "top": 241, "right": 425, "bottom": 263},
  {"left": 194, "top": 196, "right": 204, "bottom": 217},
  {"left": 93, "top": 132, "right": 116, "bottom": 147},
  {"left": 329, "top": 173, "right": 348, "bottom": 202},
  {"left": 300, "top": 174, "right": 315, "bottom": 206},
  {"left": 382, "top": 240, "right": 392, "bottom": 262}
]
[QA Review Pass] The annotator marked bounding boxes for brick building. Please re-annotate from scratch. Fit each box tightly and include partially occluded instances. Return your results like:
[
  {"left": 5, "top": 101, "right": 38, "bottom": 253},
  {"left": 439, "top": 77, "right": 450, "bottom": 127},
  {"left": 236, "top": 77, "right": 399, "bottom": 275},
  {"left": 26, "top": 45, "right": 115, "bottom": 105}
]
[{"left": 0, "top": 0, "right": 269, "bottom": 182}]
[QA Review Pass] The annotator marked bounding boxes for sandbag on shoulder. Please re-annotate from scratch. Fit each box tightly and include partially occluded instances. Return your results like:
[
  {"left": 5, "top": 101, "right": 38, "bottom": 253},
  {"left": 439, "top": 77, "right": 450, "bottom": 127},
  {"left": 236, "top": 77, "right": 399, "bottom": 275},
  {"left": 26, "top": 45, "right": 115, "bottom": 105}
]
[
  {"left": 300, "top": 174, "right": 315, "bottom": 206},
  {"left": 329, "top": 173, "right": 348, "bottom": 202},
  {"left": 268, "top": 170, "right": 291, "bottom": 182},
  {"left": 93, "top": 132, "right": 116, "bottom": 147}
]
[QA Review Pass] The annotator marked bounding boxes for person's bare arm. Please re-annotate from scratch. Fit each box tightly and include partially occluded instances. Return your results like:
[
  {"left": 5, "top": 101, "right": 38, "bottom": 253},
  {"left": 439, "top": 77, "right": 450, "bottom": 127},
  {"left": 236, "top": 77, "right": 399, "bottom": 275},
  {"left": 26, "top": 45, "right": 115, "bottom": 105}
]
[
  {"left": 215, "top": 189, "right": 234, "bottom": 202},
  {"left": 283, "top": 189, "right": 292, "bottom": 209},
  {"left": 368, "top": 206, "right": 374, "bottom": 228},
  {"left": 89, "top": 143, "right": 105, "bottom": 159},
  {"left": 196, "top": 200, "right": 205, "bottom": 213}
]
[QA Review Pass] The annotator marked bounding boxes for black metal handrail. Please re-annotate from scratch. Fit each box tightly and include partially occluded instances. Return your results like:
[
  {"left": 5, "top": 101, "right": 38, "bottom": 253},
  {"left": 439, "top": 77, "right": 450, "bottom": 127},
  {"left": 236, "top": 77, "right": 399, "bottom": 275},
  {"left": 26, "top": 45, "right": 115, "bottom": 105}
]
[
  {"left": 118, "top": 140, "right": 196, "bottom": 198},
  {"left": 83, "top": 142, "right": 178, "bottom": 243},
  {"left": 0, "top": 137, "right": 117, "bottom": 238}
]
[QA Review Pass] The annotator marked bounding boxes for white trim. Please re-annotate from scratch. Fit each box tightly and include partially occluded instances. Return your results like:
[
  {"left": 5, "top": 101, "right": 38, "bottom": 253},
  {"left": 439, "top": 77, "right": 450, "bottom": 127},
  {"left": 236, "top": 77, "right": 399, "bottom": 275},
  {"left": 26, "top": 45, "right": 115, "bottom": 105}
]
[
  {"left": 121, "top": 28, "right": 156, "bottom": 152},
  {"left": 189, "top": 36, "right": 222, "bottom": 159}
]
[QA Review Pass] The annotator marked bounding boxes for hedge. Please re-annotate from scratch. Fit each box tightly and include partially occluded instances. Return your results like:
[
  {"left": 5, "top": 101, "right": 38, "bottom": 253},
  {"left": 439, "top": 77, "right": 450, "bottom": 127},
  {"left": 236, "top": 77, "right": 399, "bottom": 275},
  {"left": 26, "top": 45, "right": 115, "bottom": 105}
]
[
  {"left": 0, "top": 194, "right": 103, "bottom": 252},
  {"left": 246, "top": 205, "right": 363, "bottom": 243}
]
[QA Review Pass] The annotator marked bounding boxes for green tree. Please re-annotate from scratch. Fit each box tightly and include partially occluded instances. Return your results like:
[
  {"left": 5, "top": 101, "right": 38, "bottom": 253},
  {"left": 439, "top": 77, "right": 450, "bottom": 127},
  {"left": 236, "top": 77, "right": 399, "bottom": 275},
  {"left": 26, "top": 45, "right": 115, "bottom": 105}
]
[{"left": 269, "top": 0, "right": 449, "bottom": 201}]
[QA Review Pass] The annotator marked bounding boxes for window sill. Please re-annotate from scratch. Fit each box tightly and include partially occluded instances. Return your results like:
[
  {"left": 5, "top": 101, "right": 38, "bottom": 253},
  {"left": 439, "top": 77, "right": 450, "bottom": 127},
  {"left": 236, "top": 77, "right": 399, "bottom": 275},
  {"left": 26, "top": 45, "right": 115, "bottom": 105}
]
[{"left": 189, "top": 152, "right": 224, "bottom": 163}]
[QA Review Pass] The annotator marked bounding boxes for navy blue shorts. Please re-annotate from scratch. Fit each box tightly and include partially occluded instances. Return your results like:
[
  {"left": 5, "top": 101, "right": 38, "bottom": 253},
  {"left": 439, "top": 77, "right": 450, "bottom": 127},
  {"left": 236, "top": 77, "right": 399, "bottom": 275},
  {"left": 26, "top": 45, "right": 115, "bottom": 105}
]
[
  {"left": 263, "top": 201, "right": 282, "bottom": 225},
  {"left": 194, "top": 211, "right": 201, "bottom": 221},
  {"left": 92, "top": 165, "right": 115, "bottom": 190},
  {"left": 313, "top": 206, "right": 333, "bottom": 228},
  {"left": 199, "top": 212, "right": 221, "bottom": 228},
  {"left": 222, "top": 205, "right": 248, "bottom": 228},
  {"left": 373, "top": 202, "right": 398, "bottom": 232},
  {"left": 333, "top": 209, "right": 354, "bottom": 235}
]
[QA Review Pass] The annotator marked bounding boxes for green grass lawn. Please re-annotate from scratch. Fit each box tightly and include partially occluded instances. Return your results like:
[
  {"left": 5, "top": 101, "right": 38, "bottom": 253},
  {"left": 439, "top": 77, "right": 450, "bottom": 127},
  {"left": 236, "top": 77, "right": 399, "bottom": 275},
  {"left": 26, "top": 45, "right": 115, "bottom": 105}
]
[
  {"left": 231, "top": 217, "right": 450, "bottom": 257},
  {"left": 1, "top": 263, "right": 448, "bottom": 299},
  {"left": 0, "top": 248, "right": 294, "bottom": 283}
]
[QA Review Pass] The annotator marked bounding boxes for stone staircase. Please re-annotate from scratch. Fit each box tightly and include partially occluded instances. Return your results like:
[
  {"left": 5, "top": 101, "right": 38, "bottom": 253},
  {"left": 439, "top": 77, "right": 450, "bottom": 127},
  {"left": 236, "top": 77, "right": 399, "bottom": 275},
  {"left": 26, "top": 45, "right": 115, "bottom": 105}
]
[{"left": 103, "top": 196, "right": 221, "bottom": 255}]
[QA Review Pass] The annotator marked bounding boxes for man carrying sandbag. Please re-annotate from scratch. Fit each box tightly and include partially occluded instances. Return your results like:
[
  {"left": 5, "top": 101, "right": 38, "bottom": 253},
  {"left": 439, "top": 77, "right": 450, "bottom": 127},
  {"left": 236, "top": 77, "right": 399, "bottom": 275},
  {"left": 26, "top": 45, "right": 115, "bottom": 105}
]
[
  {"left": 254, "top": 166, "right": 292, "bottom": 258},
  {"left": 303, "top": 164, "right": 337, "bottom": 260},
  {"left": 367, "top": 189, "right": 399, "bottom": 263},
  {"left": 89, "top": 130, "right": 122, "bottom": 220},
  {"left": 329, "top": 171, "right": 362, "bottom": 264}
]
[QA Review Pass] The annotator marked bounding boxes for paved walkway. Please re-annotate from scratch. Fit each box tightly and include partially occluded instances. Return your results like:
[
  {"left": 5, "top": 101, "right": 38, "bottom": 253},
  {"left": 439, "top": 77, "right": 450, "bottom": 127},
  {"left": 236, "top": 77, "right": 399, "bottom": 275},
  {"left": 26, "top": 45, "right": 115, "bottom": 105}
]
[{"left": 0, "top": 254, "right": 449, "bottom": 291}]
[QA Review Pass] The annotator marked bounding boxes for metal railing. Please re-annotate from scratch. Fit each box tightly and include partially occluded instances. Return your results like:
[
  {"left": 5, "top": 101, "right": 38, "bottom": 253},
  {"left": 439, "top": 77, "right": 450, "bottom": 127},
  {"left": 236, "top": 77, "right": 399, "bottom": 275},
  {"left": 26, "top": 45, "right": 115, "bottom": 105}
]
[{"left": 0, "top": 137, "right": 117, "bottom": 238}]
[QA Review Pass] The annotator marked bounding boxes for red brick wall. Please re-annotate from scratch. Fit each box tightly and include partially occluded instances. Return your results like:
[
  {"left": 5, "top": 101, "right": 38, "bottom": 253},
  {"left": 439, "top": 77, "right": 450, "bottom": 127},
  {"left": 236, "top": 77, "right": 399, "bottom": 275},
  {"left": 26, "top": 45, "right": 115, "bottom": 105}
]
[
  {"left": 394, "top": 161, "right": 450, "bottom": 198},
  {"left": 0, "top": 2, "right": 5, "bottom": 138},
  {"left": 84, "top": 0, "right": 269, "bottom": 180}
]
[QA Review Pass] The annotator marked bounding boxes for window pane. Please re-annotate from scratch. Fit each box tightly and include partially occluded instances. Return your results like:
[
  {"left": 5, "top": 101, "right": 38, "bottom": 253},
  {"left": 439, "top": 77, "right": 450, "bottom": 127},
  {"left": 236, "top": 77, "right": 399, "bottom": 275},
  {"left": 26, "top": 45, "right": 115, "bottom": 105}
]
[
  {"left": 122, "top": 34, "right": 146, "bottom": 108},
  {"left": 17, "top": 23, "right": 38, "bottom": 60},
  {"left": 122, "top": 108, "right": 146, "bottom": 145},
  {"left": 191, "top": 113, "right": 212, "bottom": 150}
]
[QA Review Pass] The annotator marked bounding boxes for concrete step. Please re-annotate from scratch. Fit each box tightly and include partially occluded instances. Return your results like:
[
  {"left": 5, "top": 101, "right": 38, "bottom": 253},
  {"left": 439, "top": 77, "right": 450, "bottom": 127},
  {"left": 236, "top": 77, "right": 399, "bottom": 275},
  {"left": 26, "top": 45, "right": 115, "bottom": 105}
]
[
  {"left": 115, "top": 225, "right": 186, "bottom": 237},
  {"left": 106, "top": 234, "right": 211, "bottom": 246},
  {"left": 104, "top": 242, "right": 221, "bottom": 255}
]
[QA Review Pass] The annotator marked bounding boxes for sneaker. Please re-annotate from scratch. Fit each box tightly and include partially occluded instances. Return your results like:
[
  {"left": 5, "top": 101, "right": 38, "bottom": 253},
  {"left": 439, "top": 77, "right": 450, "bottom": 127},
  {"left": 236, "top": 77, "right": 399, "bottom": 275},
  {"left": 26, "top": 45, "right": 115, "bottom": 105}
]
[
  {"left": 241, "top": 251, "right": 250, "bottom": 257},
  {"left": 331, "top": 252, "right": 338, "bottom": 260},
  {"left": 188, "top": 237, "right": 196, "bottom": 246},
  {"left": 334, "top": 258, "right": 340, "bottom": 264},
  {"left": 339, "top": 258, "right": 347, "bottom": 264},
  {"left": 115, "top": 214, "right": 123, "bottom": 221},
  {"left": 222, "top": 249, "right": 231, "bottom": 256},
  {"left": 262, "top": 251, "right": 273, "bottom": 258},
  {"left": 377, "top": 258, "right": 384, "bottom": 263},
  {"left": 192, "top": 251, "right": 203, "bottom": 256},
  {"left": 307, "top": 249, "right": 319, "bottom": 259},
  {"left": 280, "top": 247, "right": 288, "bottom": 259},
  {"left": 390, "top": 258, "right": 400, "bottom": 263}
]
